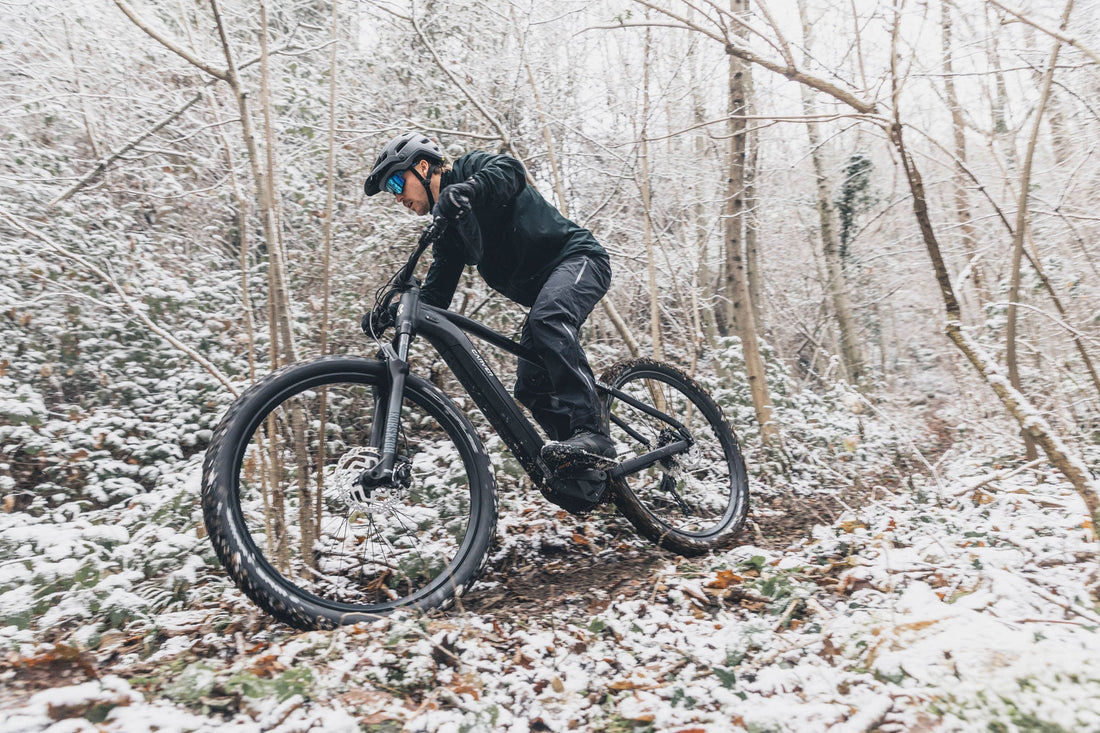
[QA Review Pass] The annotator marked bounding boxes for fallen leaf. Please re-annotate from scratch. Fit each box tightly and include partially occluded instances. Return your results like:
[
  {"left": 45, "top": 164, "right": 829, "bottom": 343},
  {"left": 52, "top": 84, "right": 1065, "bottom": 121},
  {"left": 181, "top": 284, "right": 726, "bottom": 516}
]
[
  {"left": 706, "top": 570, "right": 743, "bottom": 589},
  {"left": 249, "top": 655, "right": 286, "bottom": 678}
]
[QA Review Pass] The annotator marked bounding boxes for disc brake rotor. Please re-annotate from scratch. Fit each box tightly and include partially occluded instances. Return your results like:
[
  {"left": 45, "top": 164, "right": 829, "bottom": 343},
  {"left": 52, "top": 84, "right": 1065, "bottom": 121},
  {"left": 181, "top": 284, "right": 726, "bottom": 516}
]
[{"left": 327, "top": 447, "right": 381, "bottom": 510}]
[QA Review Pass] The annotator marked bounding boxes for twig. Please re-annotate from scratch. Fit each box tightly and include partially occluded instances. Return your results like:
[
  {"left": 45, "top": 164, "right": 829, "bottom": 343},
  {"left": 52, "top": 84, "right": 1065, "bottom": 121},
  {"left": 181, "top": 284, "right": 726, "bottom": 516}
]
[
  {"left": 49, "top": 94, "right": 203, "bottom": 206},
  {"left": 111, "top": 0, "right": 228, "bottom": 80},
  {"left": 772, "top": 597, "right": 802, "bottom": 631},
  {"left": 2, "top": 211, "right": 241, "bottom": 397},
  {"left": 987, "top": 0, "right": 1100, "bottom": 66},
  {"left": 1024, "top": 578, "right": 1100, "bottom": 625},
  {"left": 408, "top": 4, "right": 523, "bottom": 167}
]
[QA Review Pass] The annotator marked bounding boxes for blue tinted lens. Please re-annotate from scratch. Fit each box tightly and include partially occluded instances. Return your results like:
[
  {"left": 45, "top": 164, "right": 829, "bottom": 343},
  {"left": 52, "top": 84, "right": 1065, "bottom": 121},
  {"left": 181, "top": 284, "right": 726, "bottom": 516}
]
[{"left": 384, "top": 172, "right": 405, "bottom": 196}]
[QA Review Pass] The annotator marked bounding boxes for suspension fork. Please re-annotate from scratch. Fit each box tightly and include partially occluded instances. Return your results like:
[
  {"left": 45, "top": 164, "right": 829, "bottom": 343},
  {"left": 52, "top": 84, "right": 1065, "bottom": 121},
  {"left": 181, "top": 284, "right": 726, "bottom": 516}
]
[{"left": 360, "top": 291, "right": 418, "bottom": 488}]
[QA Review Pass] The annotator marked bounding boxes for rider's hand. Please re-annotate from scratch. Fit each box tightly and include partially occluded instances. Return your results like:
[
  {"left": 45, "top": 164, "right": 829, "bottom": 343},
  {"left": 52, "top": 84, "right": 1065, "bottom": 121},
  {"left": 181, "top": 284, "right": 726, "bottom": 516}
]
[{"left": 433, "top": 178, "right": 478, "bottom": 221}]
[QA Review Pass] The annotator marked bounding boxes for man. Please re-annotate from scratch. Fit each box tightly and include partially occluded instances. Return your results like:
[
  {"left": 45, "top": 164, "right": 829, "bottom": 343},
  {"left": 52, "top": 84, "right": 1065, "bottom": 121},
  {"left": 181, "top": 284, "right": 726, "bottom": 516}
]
[{"left": 363, "top": 131, "right": 615, "bottom": 478}]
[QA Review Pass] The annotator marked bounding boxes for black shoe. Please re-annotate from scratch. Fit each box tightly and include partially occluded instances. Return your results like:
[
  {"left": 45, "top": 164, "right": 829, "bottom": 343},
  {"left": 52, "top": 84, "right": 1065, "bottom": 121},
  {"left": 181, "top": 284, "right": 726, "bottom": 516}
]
[{"left": 541, "top": 429, "right": 617, "bottom": 472}]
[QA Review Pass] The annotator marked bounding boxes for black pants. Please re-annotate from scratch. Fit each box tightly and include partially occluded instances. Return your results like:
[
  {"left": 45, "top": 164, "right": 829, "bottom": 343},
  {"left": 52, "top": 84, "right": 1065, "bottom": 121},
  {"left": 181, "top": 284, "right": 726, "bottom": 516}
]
[{"left": 514, "top": 254, "right": 612, "bottom": 441}]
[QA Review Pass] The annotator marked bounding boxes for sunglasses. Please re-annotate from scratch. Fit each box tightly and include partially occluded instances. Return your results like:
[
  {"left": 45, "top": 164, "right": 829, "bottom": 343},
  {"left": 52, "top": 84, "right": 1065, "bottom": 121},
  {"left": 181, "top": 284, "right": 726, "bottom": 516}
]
[{"left": 384, "top": 172, "right": 405, "bottom": 196}]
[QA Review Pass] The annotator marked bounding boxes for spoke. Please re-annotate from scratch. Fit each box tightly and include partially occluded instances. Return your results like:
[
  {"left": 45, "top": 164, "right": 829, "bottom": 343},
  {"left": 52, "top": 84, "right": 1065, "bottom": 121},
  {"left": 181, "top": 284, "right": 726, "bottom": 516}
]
[
  {"left": 364, "top": 512, "right": 393, "bottom": 581},
  {"left": 387, "top": 506, "right": 430, "bottom": 591},
  {"left": 232, "top": 376, "right": 482, "bottom": 611}
]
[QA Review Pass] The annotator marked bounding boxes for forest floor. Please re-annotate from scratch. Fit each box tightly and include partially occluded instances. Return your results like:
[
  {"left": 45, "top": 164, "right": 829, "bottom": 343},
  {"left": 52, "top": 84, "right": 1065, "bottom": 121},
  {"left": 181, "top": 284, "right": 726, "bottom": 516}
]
[{"left": 2, "top": 405, "right": 1099, "bottom": 733}]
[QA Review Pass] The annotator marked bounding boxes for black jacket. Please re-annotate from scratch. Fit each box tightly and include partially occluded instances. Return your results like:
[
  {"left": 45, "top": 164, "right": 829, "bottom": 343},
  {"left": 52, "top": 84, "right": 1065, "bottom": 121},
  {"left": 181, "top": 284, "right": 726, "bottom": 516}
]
[{"left": 420, "top": 151, "right": 607, "bottom": 309}]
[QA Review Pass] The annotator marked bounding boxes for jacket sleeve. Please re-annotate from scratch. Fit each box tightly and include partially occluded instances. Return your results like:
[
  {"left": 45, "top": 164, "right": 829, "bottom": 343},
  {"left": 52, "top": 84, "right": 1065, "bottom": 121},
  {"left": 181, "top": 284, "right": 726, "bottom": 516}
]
[
  {"left": 462, "top": 151, "right": 527, "bottom": 207},
  {"left": 420, "top": 241, "right": 465, "bottom": 310}
]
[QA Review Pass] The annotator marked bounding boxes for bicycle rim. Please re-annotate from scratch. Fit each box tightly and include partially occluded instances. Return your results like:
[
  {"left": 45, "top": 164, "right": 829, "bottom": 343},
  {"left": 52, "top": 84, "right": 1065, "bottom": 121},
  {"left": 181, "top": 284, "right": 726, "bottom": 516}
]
[
  {"left": 604, "top": 360, "right": 747, "bottom": 545},
  {"left": 229, "top": 370, "right": 487, "bottom": 615}
]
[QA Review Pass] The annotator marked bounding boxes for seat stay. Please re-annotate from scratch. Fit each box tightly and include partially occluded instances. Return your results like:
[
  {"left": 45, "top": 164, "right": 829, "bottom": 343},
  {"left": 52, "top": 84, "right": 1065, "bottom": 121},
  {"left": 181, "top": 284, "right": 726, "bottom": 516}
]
[{"left": 597, "top": 380, "right": 691, "bottom": 438}]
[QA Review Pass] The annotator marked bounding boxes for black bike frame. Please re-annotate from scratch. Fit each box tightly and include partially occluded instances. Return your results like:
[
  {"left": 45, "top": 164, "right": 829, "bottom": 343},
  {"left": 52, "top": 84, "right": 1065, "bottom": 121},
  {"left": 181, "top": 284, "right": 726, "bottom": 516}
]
[
  {"left": 363, "top": 282, "right": 692, "bottom": 489},
  {"left": 362, "top": 219, "right": 691, "bottom": 489}
]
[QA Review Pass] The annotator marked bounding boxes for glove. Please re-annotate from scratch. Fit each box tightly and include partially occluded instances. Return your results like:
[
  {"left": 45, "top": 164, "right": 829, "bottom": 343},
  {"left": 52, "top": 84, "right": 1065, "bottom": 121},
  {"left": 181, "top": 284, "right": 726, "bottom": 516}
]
[
  {"left": 433, "top": 179, "right": 478, "bottom": 221},
  {"left": 362, "top": 303, "right": 398, "bottom": 336}
]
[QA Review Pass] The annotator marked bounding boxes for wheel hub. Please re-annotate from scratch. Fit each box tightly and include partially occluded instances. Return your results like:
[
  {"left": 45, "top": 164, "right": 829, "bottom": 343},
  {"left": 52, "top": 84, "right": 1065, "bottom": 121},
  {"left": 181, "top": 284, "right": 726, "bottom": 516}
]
[
  {"left": 329, "top": 447, "right": 382, "bottom": 509},
  {"left": 657, "top": 427, "right": 681, "bottom": 471}
]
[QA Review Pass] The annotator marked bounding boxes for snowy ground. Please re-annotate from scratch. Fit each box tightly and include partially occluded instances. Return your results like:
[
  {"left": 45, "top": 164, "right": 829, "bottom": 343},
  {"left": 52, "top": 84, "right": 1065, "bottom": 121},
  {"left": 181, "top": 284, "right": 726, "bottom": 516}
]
[{"left": 2, "top": 447, "right": 1099, "bottom": 732}]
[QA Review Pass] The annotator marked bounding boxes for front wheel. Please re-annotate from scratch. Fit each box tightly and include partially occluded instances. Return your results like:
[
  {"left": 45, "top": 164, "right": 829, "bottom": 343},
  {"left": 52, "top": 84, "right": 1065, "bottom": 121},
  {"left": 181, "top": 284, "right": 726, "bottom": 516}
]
[
  {"left": 201, "top": 356, "right": 497, "bottom": 629},
  {"left": 600, "top": 358, "right": 748, "bottom": 556}
]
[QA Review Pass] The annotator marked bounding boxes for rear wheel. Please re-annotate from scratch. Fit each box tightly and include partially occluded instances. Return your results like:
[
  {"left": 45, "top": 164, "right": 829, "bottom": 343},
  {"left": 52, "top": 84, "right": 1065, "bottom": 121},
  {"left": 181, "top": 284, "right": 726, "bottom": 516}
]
[
  {"left": 600, "top": 358, "right": 748, "bottom": 556},
  {"left": 202, "top": 356, "right": 496, "bottom": 628}
]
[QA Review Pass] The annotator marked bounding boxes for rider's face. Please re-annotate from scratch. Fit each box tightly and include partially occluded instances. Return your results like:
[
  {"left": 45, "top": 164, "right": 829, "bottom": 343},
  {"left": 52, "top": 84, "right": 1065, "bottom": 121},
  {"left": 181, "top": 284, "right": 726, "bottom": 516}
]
[{"left": 394, "top": 159, "right": 433, "bottom": 216}]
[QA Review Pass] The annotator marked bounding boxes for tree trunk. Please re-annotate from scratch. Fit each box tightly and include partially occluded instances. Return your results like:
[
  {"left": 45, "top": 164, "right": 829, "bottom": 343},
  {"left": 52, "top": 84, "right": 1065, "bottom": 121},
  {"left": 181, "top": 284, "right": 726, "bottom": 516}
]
[
  {"left": 723, "top": 5, "right": 748, "bottom": 336},
  {"left": 513, "top": 6, "right": 568, "bottom": 216},
  {"left": 887, "top": 82, "right": 1099, "bottom": 543},
  {"left": 639, "top": 23, "right": 663, "bottom": 360},
  {"left": 743, "top": 53, "right": 764, "bottom": 332},
  {"left": 1006, "top": 0, "right": 1074, "bottom": 461},
  {"left": 315, "top": 0, "right": 340, "bottom": 538},
  {"left": 257, "top": 1, "right": 298, "bottom": 368},
  {"left": 941, "top": 0, "right": 990, "bottom": 316},
  {"left": 726, "top": 0, "right": 778, "bottom": 445},
  {"left": 797, "top": 0, "right": 864, "bottom": 384}
]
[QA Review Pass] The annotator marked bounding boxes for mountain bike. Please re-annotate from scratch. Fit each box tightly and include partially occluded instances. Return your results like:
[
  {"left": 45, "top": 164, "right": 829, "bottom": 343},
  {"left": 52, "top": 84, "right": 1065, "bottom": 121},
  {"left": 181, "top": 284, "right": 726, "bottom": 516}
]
[{"left": 201, "top": 218, "right": 749, "bottom": 629}]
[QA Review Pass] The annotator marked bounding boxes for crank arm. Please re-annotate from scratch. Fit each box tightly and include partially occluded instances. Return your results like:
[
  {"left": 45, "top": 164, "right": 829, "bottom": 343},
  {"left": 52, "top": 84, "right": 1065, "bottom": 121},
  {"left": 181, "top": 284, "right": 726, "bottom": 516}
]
[{"left": 607, "top": 439, "right": 690, "bottom": 480}]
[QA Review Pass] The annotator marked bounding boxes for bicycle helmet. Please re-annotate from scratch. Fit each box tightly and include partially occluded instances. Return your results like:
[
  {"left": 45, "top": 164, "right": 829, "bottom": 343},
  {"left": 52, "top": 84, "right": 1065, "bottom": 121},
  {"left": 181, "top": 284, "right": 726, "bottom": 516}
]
[{"left": 364, "top": 132, "right": 445, "bottom": 197}]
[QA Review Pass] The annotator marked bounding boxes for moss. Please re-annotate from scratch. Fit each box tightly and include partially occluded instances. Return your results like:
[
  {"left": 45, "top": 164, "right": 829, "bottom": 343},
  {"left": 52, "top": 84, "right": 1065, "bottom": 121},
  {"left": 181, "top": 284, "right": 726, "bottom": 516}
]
[{"left": 224, "top": 667, "right": 314, "bottom": 702}]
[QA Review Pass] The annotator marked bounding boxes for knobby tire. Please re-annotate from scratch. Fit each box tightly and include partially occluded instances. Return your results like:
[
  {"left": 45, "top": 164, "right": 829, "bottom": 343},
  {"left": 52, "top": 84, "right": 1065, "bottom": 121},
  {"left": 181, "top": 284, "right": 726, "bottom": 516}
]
[
  {"left": 201, "top": 356, "right": 497, "bottom": 629},
  {"left": 601, "top": 358, "right": 749, "bottom": 556}
]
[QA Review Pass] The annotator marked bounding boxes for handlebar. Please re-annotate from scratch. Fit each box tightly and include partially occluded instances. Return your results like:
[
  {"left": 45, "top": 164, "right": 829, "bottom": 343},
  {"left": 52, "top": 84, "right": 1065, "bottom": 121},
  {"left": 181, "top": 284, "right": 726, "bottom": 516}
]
[
  {"left": 396, "top": 216, "right": 449, "bottom": 287},
  {"left": 364, "top": 217, "right": 449, "bottom": 339}
]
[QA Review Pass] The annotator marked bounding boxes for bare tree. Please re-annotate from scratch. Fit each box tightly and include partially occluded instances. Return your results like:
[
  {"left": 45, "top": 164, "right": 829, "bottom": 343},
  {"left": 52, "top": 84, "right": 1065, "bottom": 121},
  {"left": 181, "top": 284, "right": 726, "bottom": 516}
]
[
  {"left": 1005, "top": 0, "right": 1076, "bottom": 461},
  {"left": 941, "top": 0, "right": 991, "bottom": 316},
  {"left": 620, "top": 0, "right": 1100, "bottom": 538},
  {"left": 723, "top": 0, "right": 779, "bottom": 445},
  {"left": 797, "top": 0, "right": 864, "bottom": 385}
]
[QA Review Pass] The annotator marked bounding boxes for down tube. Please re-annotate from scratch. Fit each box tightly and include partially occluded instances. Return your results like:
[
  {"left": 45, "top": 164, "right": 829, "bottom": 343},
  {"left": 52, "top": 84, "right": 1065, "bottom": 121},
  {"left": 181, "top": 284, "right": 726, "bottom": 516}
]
[{"left": 416, "top": 309, "right": 548, "bottom": 484}]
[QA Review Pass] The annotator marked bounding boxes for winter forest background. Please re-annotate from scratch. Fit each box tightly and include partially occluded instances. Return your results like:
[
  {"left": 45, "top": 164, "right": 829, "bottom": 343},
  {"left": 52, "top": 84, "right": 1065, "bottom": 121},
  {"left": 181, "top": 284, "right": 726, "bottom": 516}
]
[{"left": 2, "top": 0, "right": 1100, "bottom": 730}]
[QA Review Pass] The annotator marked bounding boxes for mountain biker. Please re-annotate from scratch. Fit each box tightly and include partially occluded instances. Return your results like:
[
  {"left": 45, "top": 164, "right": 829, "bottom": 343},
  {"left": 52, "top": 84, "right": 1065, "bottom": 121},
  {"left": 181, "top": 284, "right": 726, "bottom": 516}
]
[{"left": 363, "top": 131, "right": 616, "bottom": 474}]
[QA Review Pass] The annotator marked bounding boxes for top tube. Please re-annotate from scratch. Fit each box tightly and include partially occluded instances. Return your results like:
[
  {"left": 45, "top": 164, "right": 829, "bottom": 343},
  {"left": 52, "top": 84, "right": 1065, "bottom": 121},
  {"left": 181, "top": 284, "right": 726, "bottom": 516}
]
[{"left": 421, "top": 304, "right": 541, "bottom": 366}]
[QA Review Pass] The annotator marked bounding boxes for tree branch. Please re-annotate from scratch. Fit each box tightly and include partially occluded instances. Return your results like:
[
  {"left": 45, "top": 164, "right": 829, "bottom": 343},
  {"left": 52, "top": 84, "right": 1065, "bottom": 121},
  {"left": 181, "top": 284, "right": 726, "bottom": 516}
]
[
  {"left": 2, "top": 211, "right": 241, "bottom": 397},
  {"left": 111, "top": 0, "right": 229, "bottom": 80},
  {"left": 602, "top": 5, "right": 879, "bottom": 116},
  {"left": 581, "top": 20, "right": 726, "bottom": 46},
  {"left": 725, "top": 41, "right": 878, "bottom": 115},
  {"left": 49, "top": 93, "right": 203, "bottom": 207},
  {"left": 987, "top": 0, "right": 1100, "bottom": 66},
  {"left": 408, "top": 5, "right": 528, "bottom": 169}
]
